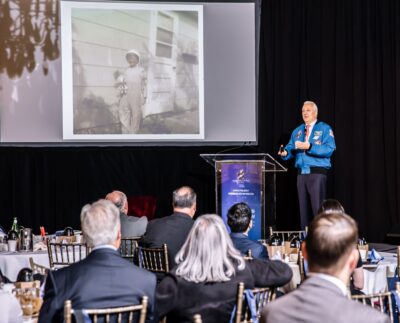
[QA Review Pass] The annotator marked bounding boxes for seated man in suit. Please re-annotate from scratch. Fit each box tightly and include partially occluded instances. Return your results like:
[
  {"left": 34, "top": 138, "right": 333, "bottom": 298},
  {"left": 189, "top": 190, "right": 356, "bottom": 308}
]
[
  {"left": 105, "top": 190, "right": 148, "bottom": 237},
  {"left": 142, "top": 186, "right": 196, "bottom": 268},
  {"left": 261, "top": 212, "right": 390, "bottom": 323},
  {"left": 38, "top": 199, "right": 156, "bottom": 323},
  {"left": 227, "top": 202, "right": 268, "bottom": 260}
]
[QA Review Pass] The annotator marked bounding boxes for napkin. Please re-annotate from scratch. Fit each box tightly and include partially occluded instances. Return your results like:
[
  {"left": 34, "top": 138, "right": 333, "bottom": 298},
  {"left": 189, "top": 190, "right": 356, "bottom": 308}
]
[
  {"left": 369, "top": 249, "right": 383, "bottom": 263},
  {"left": 33, "top": 242, "right": 47, "bottom": 251},
  {"left": 271, "top": 251, "right": 282, "bottom": 261}
]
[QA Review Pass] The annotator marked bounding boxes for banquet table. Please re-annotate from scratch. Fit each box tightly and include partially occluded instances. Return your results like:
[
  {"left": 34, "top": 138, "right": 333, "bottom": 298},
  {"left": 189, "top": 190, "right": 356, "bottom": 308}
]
[
  {"left": 279, "top": 261, "right": 301, "bottom": 293},
  {"left": 362, "top": 251, "right": 397, "bottom": 294},
  {"left": 281, "top": 252, "right": 397, "bottom": 294},
  {"left": 0, "top": 251, "right": 49, "bottom": 282}
]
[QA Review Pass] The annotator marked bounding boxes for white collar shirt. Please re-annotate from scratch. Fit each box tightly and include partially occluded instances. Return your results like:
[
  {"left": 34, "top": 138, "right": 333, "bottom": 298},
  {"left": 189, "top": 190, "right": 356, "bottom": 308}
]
[{"left": 308, "top": 272, "right": 348, "bottom": 296}]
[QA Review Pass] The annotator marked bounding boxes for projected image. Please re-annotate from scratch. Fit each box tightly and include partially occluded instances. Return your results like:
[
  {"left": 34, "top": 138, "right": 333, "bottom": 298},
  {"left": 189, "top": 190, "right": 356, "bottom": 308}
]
[{"left": 61, "top": 2, "right": 204, "bottom": 140}]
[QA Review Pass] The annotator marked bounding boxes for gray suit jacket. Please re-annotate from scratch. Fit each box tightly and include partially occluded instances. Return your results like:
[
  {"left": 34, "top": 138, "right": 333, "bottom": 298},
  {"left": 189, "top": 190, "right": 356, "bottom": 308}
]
[
  {"left": 262, "top": 276, "right": 390, "bottom": 323},
  {"left": 120, "top": 213, "right": 148, "bottom": 237}
]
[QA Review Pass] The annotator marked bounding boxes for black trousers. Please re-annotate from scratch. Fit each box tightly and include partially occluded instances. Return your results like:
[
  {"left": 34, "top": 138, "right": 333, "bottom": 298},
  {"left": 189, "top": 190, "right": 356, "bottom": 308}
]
[{"left": 297, "top": 173, "right": 327, "bottom": 230}]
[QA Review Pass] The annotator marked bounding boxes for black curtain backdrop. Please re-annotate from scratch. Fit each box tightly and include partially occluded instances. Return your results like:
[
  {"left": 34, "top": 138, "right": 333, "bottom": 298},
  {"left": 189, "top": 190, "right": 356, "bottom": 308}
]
[
  {"left": 1, "top": 0, "right": 400, "bottom": 242},
  {"left": 260, "top": 0, "right": 400, "bottom": 242}
]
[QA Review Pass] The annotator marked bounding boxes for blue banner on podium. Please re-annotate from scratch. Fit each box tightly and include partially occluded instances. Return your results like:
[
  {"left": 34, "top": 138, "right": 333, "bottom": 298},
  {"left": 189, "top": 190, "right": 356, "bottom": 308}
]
[{"left": 220, "top": 161, "right": 264, "bottom": 241}]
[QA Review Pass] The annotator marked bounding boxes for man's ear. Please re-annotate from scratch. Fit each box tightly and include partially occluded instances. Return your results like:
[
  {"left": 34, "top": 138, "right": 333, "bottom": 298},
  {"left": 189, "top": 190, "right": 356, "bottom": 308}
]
[
  {"left": 248, "top": 219, "right": 253, "bottom": 229},
  {"left": 348, "top": 249, "right": 359, "bottom": 272},
  {"left": 123, "top": 201, "right": 129, "bottom": 214}
]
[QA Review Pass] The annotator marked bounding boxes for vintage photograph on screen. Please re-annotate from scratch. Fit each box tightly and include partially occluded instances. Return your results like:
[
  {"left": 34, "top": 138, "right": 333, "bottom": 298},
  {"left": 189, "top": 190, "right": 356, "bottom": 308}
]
[{"left": 61, "top": 1, "right": 204, "bottom": 140}]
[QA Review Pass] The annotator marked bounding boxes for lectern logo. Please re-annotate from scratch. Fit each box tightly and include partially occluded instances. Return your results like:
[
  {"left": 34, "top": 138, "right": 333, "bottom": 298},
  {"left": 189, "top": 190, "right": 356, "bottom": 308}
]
[{"left": 237, "top": 169, "right": 245, "bottom": 181}]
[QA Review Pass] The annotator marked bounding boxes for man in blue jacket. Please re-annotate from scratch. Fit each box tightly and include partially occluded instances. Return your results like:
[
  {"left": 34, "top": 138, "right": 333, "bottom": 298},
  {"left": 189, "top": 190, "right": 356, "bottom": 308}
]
[
  {"left": 227, "top": 202, "right": 269, "bottom": 260},
  {"left": 278, "top": 101, "right": 336, "bottom": 229}
]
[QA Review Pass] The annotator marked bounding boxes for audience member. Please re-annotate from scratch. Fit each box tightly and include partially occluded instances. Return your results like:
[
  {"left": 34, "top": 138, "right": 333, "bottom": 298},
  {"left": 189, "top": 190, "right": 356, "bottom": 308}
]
[
  {"left": 105, "top": 190, "right": 148, "bottom": 237},
  {"left": 318, "top": 198, "right": 345, "bottom": 214},
  {"left": 227, "top": 202, "right": 268, "bottom": 260},
  {"left": 318, "top": 199, "right": 364, "bottom": 293},
  {"left": 142, "top": 186, "right": 196, "bottom": 267},
  {"left": 157, "top": 214, "right": 292, "bottom": 322},
  {"left": 261, "top": 212, "right": 389, "bottom": 323},
  {"left": 38, "top": 199, "right": 156, "bottom": 323}
]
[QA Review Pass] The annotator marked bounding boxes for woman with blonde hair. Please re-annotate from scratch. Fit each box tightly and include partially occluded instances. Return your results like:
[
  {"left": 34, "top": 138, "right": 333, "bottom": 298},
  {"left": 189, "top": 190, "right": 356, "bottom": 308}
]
[{"left": 156, "top": 214, "right": 292, "bottom": 322}]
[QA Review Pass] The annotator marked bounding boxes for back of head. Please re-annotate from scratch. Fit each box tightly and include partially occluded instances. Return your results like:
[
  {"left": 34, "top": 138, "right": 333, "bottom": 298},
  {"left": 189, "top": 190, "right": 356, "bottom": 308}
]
[
  {"left": 172, "top": 186, "right": 196, "bottom": 209},
  {"left": 16, "top": 268, "right": 33, "bottom": 282},
  {"left": 305, "top": 212, "right": 358, "bottom": 274},
  {"left": 318, "top": 198, "right": 345, "bottom": 214},
  {"left": 81, "top": 199, "right": 120, "bottom": 247},
  {"left": 105, "top": 190, "right": 127, "bottom": 214},
  {"left": 175, "top": 214, "right": 245, "bottom": 283},
  {"left": 227, "top": 202, "right": 252, "bottom": 233}
]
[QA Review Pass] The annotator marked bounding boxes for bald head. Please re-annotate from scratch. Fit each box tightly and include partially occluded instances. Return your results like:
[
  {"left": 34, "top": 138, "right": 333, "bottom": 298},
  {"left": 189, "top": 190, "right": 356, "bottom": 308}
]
[
  {"left": 305, "top": 212, "right": 358, "bottom": 275},
  {"left": 105, "top": 190, "right": 128, "bottom": 215},
  {"left": 172, "top": 186, "right": 197, "bottom": 217}
]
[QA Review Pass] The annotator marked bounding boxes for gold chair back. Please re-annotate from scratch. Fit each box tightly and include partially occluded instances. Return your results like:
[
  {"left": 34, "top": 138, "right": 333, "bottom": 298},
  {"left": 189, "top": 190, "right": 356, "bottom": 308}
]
[
  {"left": 397, "top": 246, "right": 400, "bottom": 275},
  {"left": 29, "top": 257, "right": 50, "bottom": 276},
  {"left": 47, "top": 240, "right": 90, "bottom": 269},
  {"left": 119, "top": 237, "right": 141, "bottom": 263},
  {"left": 298, "top": 250, "right": 306, "bottom": 283},
  {"left": 244, "top": 249, "right": 253, "bottom": 260},
  {"left": 64, "top": 296, "right": 148, "bottom": 323},
  {"left": 137, "top": 244, "right": 169, "bottom": 273},
  {"left": 234, "top": 282, "right": 275, "bottom": 323},
  {"left": 351, "top": 289, "right": 398, "bottom": 323},
  {"left": 268, "top": 226, "right": 307, "bottom": 241}
]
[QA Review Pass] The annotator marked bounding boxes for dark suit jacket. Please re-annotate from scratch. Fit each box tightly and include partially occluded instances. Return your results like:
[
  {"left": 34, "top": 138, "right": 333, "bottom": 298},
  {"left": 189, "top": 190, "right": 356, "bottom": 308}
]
[
  {"left": 230, "top": 232, "right": 269, "bottom": 260},
  {"left": 156, "top": 258, "right": 292, "bottom": 323},
  {"left": 142, "top": 212, "right": 194, "bottom": 267},
  {"left": 38, "top": 248, "right": 157, "bottom": 323},
  {"left": 262, "top": 275, "right": 390, "bottom": 323}
]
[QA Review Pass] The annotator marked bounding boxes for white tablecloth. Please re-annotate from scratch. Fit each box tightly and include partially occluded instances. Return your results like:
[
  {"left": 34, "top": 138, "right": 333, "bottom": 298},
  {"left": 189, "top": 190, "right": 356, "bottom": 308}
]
[
  {"left": 280, "top": 262, "right": 301, "bottom": 293},
  {"left": 280, "top": 252, "right": 397, "bottom": 294},
  {"left": 362, "top": 252, "right": 397, "bottom": 294},
  {"left": 0, "top": 251, "right": 49, "bottom": 282}
]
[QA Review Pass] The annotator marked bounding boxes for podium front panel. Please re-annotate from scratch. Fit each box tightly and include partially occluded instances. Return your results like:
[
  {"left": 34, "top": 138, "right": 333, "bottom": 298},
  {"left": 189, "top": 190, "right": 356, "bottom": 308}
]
[{"left": 216, "top": 160, "right": 265, "bottom": 241}]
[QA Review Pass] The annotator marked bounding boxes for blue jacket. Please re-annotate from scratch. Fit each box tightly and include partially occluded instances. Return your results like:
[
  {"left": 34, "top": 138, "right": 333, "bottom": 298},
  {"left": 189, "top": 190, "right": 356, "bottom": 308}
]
[
  {"left": 230, "top": 232, "right": 269, "bottom": 260},
  {"left": 282, "top": 120, "right": 336, "bottom": 174}
]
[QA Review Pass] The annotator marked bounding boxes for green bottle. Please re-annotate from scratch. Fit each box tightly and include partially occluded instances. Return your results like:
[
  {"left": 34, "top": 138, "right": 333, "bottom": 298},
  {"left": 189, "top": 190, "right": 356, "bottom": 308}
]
[
  {"left": 8, "top": 217, "right": 19, "bottom": 241},
  {"left": 11, "top": 217, "right": 18, "bottom": 232}
]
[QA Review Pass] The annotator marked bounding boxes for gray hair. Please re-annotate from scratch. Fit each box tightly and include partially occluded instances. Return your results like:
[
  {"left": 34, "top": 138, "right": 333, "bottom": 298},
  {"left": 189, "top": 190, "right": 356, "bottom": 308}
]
[
  {"left": 172, "top": 186, "right": 196, "bottom": 208},
  {"left": 81, "top": 199, "right": 120, "bottom": 247},
  {"left": 304, "top": 101, "right": 318, "bottom": 114},
  {"left": 175, "top": 214, "right": 245, "bottom": 283}
]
